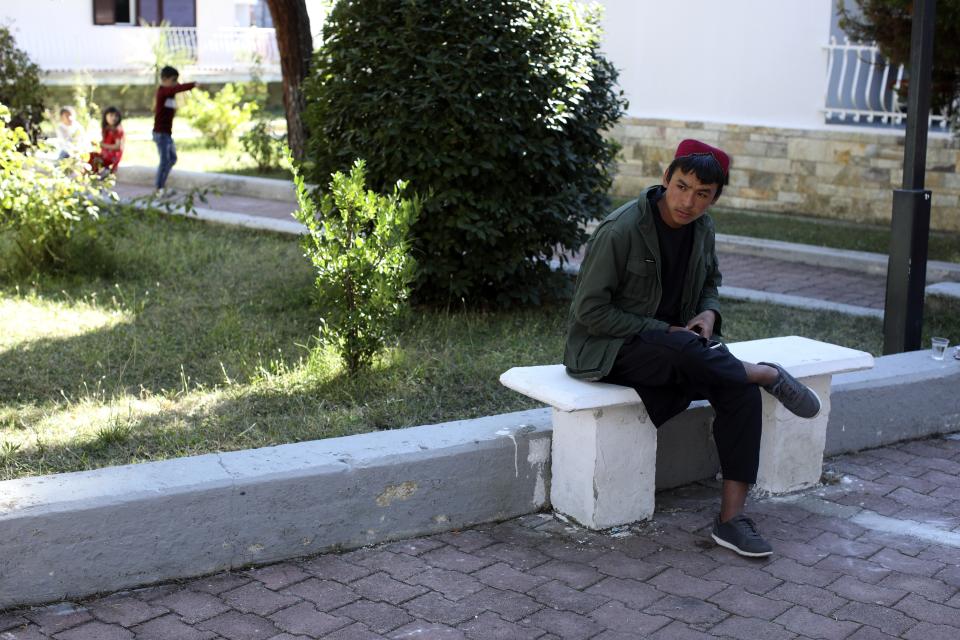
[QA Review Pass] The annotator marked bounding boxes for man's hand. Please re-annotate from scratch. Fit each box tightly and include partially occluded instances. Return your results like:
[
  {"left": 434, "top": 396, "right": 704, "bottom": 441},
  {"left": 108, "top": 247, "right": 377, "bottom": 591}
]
[{"left": 685, "top": 310, "right": 717, "bottom": 339}]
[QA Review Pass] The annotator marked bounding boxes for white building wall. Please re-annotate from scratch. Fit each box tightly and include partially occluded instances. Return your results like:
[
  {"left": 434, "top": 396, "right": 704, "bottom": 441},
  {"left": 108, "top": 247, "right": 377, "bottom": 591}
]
[{"left": 595, "top": 0, "right": 833, "bottom": 130}]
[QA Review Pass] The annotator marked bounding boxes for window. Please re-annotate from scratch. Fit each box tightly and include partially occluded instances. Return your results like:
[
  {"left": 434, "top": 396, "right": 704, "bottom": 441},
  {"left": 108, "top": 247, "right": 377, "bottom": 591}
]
[
  {"left": 93, "top": 0, "right": 135, "bottom": 25},
  {"left": 134, "top": 0, "right": 197, "bottom": 27},
  {"left": 234, "top": 0, "right": 273, "bottom": 28}
]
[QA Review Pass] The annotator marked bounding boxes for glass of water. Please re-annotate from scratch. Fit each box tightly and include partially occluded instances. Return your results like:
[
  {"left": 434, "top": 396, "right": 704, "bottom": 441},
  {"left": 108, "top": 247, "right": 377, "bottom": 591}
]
[{"left": 931, "top": 337, "right": 949, "bottom": 360}]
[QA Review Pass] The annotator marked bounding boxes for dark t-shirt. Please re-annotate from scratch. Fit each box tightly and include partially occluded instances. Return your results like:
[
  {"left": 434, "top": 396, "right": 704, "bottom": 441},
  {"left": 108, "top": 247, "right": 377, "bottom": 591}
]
[
  {"left": 153, "top": 82, "right": 196, "bottom": 134},
  {"left": 647, "top": 187, "right": 693, "bottom": 326}
]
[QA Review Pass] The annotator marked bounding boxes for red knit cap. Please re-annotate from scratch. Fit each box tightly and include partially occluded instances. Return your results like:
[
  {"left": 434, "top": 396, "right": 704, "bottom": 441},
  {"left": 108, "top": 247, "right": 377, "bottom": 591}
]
[{"left": 675, "top": 139, "right": 730, "bottom": 177}]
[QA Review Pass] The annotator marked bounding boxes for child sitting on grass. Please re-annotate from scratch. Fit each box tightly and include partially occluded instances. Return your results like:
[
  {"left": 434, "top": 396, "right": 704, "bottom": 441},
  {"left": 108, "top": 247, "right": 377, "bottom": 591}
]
[{"left": 88, "top": 106, "right": 125, "bottom": 175}]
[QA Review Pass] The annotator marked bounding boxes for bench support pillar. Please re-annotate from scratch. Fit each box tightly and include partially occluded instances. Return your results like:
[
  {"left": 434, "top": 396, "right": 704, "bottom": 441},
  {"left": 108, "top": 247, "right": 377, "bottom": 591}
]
[
  {"left": 755, "top": 374, "right": 833, "bottom": 494},
  {"left": 550, "top": 404, "right": 657, "bottom": 530}
]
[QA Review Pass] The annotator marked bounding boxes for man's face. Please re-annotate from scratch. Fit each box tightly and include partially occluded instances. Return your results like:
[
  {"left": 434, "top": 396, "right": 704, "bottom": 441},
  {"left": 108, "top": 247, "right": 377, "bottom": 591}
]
[
  {"left": 160, "top": 76, "right": 177, "bottom": 87},
  {"left": 659, "top": 169, "right": 719, "bottom": 228}
]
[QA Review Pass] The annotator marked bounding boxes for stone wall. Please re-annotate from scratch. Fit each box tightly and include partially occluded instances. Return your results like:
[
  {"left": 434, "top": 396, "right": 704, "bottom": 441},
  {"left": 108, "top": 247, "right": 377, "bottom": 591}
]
[{"left": 609, "top": 118, "right": 960, "bottom": 232}]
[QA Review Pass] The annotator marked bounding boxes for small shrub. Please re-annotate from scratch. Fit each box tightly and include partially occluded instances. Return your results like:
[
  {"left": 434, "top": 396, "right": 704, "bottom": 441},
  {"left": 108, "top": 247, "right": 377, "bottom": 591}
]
[
  {"left": 292, "top": 158, "right": 420, "bottom": 374},
  {"left": 180, "top": 83, "right": 257, "bottom": 149},
  {"left": 0, "top": 103, "right": 113, "bottom": 271},
  {"left": 240, "top": 120, "right": 284, "bottom": 172},
  {"left": 0, "top": 26, "right": 46, "bottom": 143},
  {"left": 302, "top": 0, "right": 627, "bottom": 305}
]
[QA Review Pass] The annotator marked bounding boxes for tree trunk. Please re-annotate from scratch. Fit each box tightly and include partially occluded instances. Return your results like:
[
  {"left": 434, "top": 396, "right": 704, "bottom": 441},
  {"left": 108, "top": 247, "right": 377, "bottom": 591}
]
[{"left": 265, "top": 0, "right": 312, "bottom": 161}]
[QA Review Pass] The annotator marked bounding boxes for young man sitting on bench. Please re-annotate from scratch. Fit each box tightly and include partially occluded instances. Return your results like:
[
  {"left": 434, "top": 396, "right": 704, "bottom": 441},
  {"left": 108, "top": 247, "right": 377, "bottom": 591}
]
[{"left": 563, "top": 139, "right": 821, "bottom": 557}]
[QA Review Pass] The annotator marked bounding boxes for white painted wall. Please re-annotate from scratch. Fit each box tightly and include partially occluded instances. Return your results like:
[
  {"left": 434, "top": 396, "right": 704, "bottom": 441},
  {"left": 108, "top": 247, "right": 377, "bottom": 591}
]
[{"left": 595, "top": 0, "right": 833, "bottom": 129}]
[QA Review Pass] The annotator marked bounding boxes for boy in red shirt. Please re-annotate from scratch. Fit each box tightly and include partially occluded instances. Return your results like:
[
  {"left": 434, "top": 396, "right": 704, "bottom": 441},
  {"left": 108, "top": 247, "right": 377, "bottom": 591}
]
[{"left": 152, "top": 66, "right": 196, "bottom": 191}]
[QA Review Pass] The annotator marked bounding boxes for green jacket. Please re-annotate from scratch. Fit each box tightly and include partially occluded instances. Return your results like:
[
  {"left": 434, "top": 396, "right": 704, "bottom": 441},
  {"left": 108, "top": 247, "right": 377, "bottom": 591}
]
[{"left": 563, "top": 185, "right": 724, "bottom": 380}]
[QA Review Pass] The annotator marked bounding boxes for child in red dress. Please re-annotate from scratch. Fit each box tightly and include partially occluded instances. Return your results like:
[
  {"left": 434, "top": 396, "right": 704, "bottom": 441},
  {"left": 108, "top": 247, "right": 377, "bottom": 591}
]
[{"left": 89, "top": 106, "right": 124, "bottom": 174}]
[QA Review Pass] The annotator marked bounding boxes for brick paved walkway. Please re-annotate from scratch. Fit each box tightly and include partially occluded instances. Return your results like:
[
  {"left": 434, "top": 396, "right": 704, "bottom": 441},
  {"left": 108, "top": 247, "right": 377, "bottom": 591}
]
[{"left": 5, "top": 436, "right": 960, "bottom": 639}]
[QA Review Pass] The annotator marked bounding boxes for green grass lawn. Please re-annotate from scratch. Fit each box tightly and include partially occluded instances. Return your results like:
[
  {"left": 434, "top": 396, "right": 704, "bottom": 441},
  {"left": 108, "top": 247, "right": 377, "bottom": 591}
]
[
  {"left": 610, "top": 196, "right": 960, "bottom": 263},
  {"left": 2, "top": 211, "right": 957, "bottom": 481}
]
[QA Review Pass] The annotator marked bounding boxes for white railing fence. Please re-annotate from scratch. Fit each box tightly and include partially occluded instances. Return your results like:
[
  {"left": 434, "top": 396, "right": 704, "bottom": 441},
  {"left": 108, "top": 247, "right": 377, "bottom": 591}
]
[{"left": 824, "top": 37, "right": 953, "bottom": 131}]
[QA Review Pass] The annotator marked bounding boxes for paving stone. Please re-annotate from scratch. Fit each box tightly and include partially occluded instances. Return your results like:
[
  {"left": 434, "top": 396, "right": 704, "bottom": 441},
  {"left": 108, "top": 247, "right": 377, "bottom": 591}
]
[
  {"left": 406, "top": 568, "right": 485, "bottom": 601},
  {"left": 475, "top": 543, "right": 552, "bottom": 572},
  {"left": 813, "top": 555, "right": 892, "bottom": 585},
  {"left": 846, "top": 626, "right": 903, "bottom": 640},
  {"left": 523, "top": 608, "right": 601, "bottom": 640},
  {"left": 587, "top": 602, "right": 671, "bottom": 636},
  {"left": 643, "top": 595, "right": 727, "bottom": 625},
  {"left": 420, "top": 547, "right": 497, "bottom": 574},
  {"left": 901, "top": 621, "right": 960, "bottom": 640},
  {"left": 773, "top": 605, "right": 860, "bottom": 640},
  {"left": 649, "top": 567, "right": 725, "bottom": 600},
  {"left": 869, "top": 548, "right": 944, "bottom": 576},
  {"left": 23, "top": 604, "right": 92, "bottom": 636},
  {"left": 708, "top": 615, "right": 797, "bottom": 640},
  {"left": 300, "top": 555, "right": 373, "bottom": 584},
  {"left": 527, "top": 580, "right": 608, "bottom": 615},
  {"left": 589, "top": 551, "right": 665, "bottom": 582},
  {"left": 87, "top": 593, "right": 167, "bottom": 626},
  {"left": 473, "top": 562, "right": 550, "bottom": 593},
  {"left": 195, "top": 611, "right": 279, "bottom": 640},
  {"left": 380, "top": 537, "right": 447, "bottom": 557},
  {"left": 323, "top": 622, "right": 386, "bottom": 640},
  {"left": 648, "top": 620, "right": 721, "bottom": 639},
  {"left": 893, "top": 593, "right": 960, "bottom": 627},
  {"left": 130, "top": 614, "right": 218, "bottom": 640},
  {"left": 245, "top": 564, "right": 312, "bottom": 591},
  {"left": 764, "top": 582, "right": 848, "bottom": 616},
  {"left": 188, "top": 573, "right": 253, "bottom": 595},
  {"left": 388, "top": 620, "right": 466, "bottom": 639},
  {"left": 707, "top": 585, "right": 793, "bottom": 619},
  {"left": 833, "top": 601, "right": 917, "bottom": 636},
  {"left": 877, "top": 573, "right": 957, "bottom": 602},
  {"left": 606, "top": 534, "right": 663, "bottom": 560},
  {"left": 401, "top": 593, "right": 486, "bottom": 626},
  {"left": 487, "top": 521, "right": 552, "bottom": 546},
  {"left": 827, "top": 575, "right": 908, "bottom": 606},
  {"left": 466, "top": 588, "right": 543, "bottom": 622},
  {"left": 131, "top": 584, "right": 183, "bottom": 602},
  {"left": 221, "top": 582, "right": 302, "bottom": 617},
  {"left": 644, "top": 547, "right": 721, "bottom": 577},
  {"left": 856, "top": 530, "right": 929, "bottom": 557},
  {"left": 528, "top": 559, "right": 605, "bottom": 589},
  {"left": 351, "top": 572, "right": 428, "bottom": 606},
  {"left": 268, "top": 602, "right": 352, "bottom": 637},
  {"left": 934, "top": 564, "right": 960, "bottom": 588},
  {"left": 770, "top": 539, "right": 832, "bottom": 566},
  {"left": 457, "top": 612, "right": 543, "bottom": 640},
  {"left": 0, "top": 625, "right": 49, "bottom": 640},
  {"left": 435, "top": 530, "right": 497, "bottom": 553},
  {"left": 331, "top": 600, "right": 414, "bottom": 634},
  {"left": 0, "top": 614, "right": 29, "bottom": 633},
  {"left": 765, "top": 558, "right": 840, "bottom": 587},
  {"left": 353, "top": 551, "right": 429, "bottom": 581},
  {"left": 51, "top": 621, "right": 134, "bottom": 640},
  {"left": 585, "top": 576, "right": 664, "bottom": 610},
  {"left": 799, "top": 514, "right": 867, "bottom": 540},
  {"left": 155, "top": 589, "right": 232, "bottom": 624},
  {"left": 700, "top": 565, "right": 782, "bottom": 596},
  {"left": 808, "top": 532, "right": 882, "bottom": 559},
  {"left": 281, "top": 578, "right": 360, "bottom": 611}
]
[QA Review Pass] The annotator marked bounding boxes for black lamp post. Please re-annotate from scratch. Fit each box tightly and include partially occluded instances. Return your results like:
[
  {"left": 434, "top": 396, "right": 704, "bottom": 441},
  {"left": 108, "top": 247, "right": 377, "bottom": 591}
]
[{"left": 882, "top": 0, "right": 936, "bottom": 354}]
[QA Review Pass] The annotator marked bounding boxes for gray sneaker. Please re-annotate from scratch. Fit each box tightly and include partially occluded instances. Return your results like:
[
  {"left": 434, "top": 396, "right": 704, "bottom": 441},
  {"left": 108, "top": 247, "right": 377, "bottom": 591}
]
[
  {"left": 759, "top": 362, "right": 821, "bottom": 419},
  {"left": 711, "top": 514, "right": 773, "bottom": 557}
]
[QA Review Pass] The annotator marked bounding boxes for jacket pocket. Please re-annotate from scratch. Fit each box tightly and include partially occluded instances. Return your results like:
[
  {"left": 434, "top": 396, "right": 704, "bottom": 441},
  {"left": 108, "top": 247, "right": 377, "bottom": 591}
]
[{"left": 622, "top": 259, "right": 656, "bottom": 299}]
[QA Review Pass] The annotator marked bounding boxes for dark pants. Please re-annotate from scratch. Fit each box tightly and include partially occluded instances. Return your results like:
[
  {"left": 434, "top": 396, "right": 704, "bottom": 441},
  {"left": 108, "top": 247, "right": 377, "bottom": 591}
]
[
  {"left": 153, "top": 132, "right": 177, "bottom": 189},
  {"left": 601, "top": 330, "right": 762, "bottom": 484}
]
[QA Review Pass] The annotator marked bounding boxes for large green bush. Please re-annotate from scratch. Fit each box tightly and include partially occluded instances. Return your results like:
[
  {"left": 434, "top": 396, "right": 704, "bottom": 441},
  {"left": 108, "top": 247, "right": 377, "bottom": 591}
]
[
  {"left": 0, "top": 26, "right": 46, "bottom": 143},
  {"left": 293, "top": 158, "right": 420, "bottom": 373},
  {"left": 0, "top": 104, "right": 111, "bottom": 271},
  {"left": 302, "top": 0, "right": 627, "bottom": 305},
  {"left": 180, "top": 83, "right": 257, "bottom": 149}
]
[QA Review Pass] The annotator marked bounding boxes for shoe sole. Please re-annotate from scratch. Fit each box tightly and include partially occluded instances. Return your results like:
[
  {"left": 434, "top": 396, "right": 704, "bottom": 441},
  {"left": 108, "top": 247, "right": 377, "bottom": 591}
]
[{"left": 711, "top": 533, "right": 773, "bottom": 558}]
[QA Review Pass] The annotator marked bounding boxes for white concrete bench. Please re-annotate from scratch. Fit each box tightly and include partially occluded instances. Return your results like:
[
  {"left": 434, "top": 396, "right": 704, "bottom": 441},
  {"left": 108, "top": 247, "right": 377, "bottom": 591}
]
[{"left": 500, "top": 336, "right": 874, "bottom": 529}]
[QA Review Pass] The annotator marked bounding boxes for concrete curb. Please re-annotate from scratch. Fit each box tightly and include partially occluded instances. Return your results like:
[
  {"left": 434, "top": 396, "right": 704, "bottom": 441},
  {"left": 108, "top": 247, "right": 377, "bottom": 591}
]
[
  {"left": 719, "top": 286, "right": 883, "bottom": 319},
  {"left": 717, "top": 234, "right": 960, "bottom": 283},
  {"left": 178, "top": 205, "right": 306, "bottom": 235},
  {"left": 2, "top": 352, "right": 958, "bottom": 610},
  {"left": 0, "top": 410, "right": 552, "bottom": 610},
  {"left": 116, "top": 166, "right": 300, "bottom": 203}
]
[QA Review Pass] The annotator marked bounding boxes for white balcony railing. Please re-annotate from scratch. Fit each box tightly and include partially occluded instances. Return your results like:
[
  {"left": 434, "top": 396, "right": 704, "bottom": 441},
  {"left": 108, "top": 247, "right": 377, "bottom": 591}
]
[
  {"left": 18, "top": 26, "right": 281, "bottom": 83},
  {"left": 824, "top": 37, "right": 952, "bottom": 131}
]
